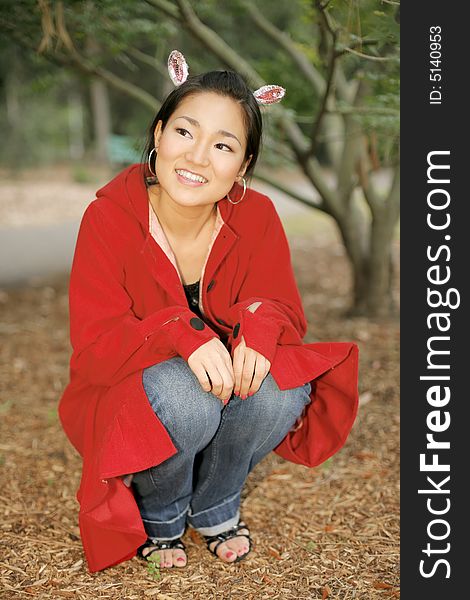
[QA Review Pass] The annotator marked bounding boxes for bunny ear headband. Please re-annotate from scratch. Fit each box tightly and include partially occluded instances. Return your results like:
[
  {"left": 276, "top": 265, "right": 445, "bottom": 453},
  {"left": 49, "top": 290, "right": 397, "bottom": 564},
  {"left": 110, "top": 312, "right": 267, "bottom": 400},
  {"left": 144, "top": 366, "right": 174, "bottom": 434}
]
[{"left": 168, "top": 50, "right": 285, "bottom": 105}]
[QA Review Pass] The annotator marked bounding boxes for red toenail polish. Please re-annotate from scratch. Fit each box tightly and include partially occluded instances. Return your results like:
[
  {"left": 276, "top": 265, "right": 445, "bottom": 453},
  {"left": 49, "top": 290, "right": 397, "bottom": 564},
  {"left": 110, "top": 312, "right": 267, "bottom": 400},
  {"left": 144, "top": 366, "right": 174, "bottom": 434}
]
[
  {"left": 226, "top": 551, "right": 235, "bottom": 558},
  {"left": 177, "top": 557, "right": 185, "bottom": 561}
]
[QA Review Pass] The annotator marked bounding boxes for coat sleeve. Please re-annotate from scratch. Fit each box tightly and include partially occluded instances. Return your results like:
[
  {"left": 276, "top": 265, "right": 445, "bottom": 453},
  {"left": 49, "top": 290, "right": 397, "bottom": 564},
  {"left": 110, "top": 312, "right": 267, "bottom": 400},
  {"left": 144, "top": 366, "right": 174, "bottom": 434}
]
[
  {"left": 69, "top": 203, "right": 220, "bottom": 387},
  {"left": 226, "top": 200, "right": 307, "bottom": 364}
]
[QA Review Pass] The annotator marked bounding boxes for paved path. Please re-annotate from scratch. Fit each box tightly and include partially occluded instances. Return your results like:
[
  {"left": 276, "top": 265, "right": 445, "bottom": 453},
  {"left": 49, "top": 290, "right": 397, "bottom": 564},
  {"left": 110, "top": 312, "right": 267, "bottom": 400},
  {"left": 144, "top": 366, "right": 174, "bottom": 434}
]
[{"left": 0, "top": 222, "right": 80, "bottom": 287}]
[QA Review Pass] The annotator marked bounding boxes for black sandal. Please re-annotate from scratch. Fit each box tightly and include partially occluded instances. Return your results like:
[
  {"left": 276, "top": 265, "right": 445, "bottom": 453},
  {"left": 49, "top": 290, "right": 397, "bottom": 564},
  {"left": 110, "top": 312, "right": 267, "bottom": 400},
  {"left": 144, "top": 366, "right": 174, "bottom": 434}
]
[
  {"left": 203, "top": 520, "right": 252, "bottom": 563},
  {"left": 136, "top": 537, "right": 187, "bottom": 564}
]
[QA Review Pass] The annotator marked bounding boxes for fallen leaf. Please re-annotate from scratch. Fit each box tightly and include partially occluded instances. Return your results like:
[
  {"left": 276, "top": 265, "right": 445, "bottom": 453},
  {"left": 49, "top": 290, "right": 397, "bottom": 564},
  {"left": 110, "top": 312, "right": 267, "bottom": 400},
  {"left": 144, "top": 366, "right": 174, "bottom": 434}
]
[
  {"left": 189, "top": 528, "right": 200, "bottom": 544},
  {"left": 268, "top": 547, "right": 281, "bottom": 559}
]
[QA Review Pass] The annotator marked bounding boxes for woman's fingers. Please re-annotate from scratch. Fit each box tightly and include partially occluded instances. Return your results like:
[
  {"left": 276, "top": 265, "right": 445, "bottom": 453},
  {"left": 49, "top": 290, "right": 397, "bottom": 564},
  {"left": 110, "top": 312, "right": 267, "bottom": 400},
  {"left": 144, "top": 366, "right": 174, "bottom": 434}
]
[
  {"left": 248, "top": 355, "right": 269, "bottom": 395},
  {"left": 232, "top": 340, "right": 246, "bottom": 395},
  {"left": 233, "top": 336, "right": 271, "bottom": 398},
  {"left": 190, "top": 361, "right": 213, "bottom": 392},
  {"left": 205, "top": 359, "right": 234, "bottom": 402},
  {"left": 238, "top": 349, "right": 257, "bottom": 398},
  {"left": 188, "top": 338, "right": 234, "bottom": 402}
]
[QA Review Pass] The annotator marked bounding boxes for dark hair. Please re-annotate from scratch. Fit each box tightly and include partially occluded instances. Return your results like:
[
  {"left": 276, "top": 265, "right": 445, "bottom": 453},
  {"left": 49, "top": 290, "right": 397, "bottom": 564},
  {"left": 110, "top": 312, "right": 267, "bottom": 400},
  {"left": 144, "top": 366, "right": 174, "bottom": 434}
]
[{"left": 142, "top": 70, "right": 263, "bottom": 180}]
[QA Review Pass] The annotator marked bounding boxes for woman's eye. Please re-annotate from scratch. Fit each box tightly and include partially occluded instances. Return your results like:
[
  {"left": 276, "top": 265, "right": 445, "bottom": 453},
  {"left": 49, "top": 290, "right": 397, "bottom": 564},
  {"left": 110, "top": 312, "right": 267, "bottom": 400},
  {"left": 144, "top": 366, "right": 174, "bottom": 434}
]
[
  {"left": 176, "top": 128, "right": 191, "bottom": 137},
  {"left": 215, "top": 143, "right": 233, "bottom": 152}
]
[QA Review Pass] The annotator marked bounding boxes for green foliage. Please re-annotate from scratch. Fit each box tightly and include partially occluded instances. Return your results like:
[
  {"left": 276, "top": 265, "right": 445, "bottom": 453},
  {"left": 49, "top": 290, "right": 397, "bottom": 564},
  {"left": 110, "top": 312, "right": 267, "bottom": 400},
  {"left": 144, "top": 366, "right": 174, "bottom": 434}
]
[
  {"left": 0, "top": 0, "right": 399, "bottom": 168},
  {"left": 146, "top": 552, "right": 162, "bottom": 581}
]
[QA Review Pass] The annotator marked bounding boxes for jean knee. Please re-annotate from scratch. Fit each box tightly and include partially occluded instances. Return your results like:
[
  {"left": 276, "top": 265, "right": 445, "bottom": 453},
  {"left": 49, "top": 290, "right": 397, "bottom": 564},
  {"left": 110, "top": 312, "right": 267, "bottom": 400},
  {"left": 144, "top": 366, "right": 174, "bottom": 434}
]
[
  {"left": 245, "top": 377, "right": 311, "bottom": 468},
  {"left": 142, "top": 357, "right": 222, "bottom": 452},
  {"left": 254, "top": 374, "right": 311, "bottom": 423}
]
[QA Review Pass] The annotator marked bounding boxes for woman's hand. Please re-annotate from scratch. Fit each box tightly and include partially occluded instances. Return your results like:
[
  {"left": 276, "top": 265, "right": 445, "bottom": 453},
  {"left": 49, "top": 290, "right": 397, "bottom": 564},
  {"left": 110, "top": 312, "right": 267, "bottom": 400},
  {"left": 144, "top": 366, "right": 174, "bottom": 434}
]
[
  {"left": 187, "top": 338, "right": 234, "bottom": 404},
  {"left": 232, "top": 335, "right": 271, "bottom": 399}
]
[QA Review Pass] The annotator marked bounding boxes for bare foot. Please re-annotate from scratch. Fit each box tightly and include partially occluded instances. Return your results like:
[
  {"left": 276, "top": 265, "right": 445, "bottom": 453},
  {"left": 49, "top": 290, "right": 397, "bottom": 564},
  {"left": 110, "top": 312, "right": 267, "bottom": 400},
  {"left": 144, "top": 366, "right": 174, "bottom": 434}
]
[
  {"left": 206, "top": 524, "right": 251, "bottom": 563},
  {"left": 141, "top": 545, "right": 187, "bottom": 568}
]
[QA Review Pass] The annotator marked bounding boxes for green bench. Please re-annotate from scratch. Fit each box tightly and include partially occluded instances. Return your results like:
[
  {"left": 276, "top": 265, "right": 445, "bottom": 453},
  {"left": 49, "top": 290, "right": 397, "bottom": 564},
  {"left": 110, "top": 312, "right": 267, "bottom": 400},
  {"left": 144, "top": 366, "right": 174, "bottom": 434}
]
[{"left": 107, "top": 135, "right": 142, "bottom": 165}]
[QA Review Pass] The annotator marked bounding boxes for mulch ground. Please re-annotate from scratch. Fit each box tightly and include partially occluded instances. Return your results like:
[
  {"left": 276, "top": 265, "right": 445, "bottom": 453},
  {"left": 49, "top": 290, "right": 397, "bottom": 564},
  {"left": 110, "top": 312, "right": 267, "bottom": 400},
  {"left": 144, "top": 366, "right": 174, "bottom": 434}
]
[{"left": 0, "top": 227, "right": 399, "bottom": 599}]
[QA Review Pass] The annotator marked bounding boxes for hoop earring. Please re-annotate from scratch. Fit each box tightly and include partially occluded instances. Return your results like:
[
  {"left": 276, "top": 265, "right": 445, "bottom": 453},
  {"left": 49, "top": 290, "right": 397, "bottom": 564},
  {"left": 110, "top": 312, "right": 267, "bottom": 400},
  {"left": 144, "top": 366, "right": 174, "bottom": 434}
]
[
  {"left": 148, "top": 147, "right": 157, "bottom": 177},
  {"left": 226, "top": 176, "right": 247, "bottom": 205}
]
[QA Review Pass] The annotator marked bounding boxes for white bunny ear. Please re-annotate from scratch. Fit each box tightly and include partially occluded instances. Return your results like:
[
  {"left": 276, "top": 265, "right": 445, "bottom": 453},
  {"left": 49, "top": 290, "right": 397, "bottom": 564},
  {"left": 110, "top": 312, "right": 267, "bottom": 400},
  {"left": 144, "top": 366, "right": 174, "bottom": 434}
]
[
  {"left": 168, "top": 50, "right": 189, "bottom": 86},
  {"left": 253, "top": 85, "right": 286, "bottom": 105}
]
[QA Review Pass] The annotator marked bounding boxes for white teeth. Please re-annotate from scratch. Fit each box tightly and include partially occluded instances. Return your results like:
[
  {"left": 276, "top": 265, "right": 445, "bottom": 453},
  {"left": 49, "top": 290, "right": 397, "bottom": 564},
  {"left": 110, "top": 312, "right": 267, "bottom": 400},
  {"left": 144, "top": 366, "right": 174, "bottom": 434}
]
[{"left": 176, "top": 169, "right": 207, "bottom": 183}]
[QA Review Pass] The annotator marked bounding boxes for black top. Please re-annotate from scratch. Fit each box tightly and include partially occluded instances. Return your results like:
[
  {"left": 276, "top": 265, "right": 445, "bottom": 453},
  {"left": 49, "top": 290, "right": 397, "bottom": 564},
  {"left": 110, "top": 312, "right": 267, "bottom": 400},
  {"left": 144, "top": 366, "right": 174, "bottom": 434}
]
[
  {"left": 183, "top": 279, "right": 203, "bottom": 319},
  {"left": 183, "top": 278, "right": 229, "bottom": 346}
]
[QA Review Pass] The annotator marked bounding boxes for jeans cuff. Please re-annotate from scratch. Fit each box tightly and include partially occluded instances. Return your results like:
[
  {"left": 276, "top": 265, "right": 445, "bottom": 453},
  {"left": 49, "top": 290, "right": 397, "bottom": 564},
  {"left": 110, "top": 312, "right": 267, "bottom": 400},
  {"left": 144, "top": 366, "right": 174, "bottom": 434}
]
[
  {"left": 189, "top": 509, "right": 240, "bottom": 537},
  {"left": 141, "top": 503, "right": 189, "bottom": 539},
  {"left": 186, "top": 491, "right": 241, "bottom": 533}
]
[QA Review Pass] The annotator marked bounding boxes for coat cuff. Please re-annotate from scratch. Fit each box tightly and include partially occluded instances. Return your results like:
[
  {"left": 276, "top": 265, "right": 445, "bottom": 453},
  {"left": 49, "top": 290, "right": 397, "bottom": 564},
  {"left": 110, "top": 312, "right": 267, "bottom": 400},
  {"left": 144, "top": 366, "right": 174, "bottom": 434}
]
[
  {"left": 162, "top": 310, "right": 220, "bottom": 362},
  {"left": 228, "top": 307, "right": 282, "bottom": 364}
]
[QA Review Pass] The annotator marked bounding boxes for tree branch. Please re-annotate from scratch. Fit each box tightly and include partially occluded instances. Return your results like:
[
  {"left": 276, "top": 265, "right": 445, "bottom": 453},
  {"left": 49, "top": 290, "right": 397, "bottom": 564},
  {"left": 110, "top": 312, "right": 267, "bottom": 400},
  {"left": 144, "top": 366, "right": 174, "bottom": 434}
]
[
  {"left": 308, "top": 32, "right": 339, "bottom": 157},
  {"left": 336, "top": 79, "right": 368, "bottom": 205},
  {"left": 340, "top": 47, "right": 395, "bottom": 62},
  {"left": 127, "top": 47, "right": 168, "bottom": 78},
  {"left": 253, "top": 171, "right": 328, "bottom": 213},
  {"left": 142, "top": 0, "right": 179, "bottom": 20},
  {"left": 2, "top": 16, "right": 159, "bottom": 112},
  {"left": 240, "top": 0, "right": 326, "bottom": 96}
]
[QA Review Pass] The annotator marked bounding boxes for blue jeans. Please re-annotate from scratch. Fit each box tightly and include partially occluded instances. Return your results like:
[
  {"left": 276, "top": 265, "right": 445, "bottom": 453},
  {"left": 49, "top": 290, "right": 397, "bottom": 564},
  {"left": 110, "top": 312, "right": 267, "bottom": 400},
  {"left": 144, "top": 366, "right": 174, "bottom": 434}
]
[{"left": 131, "top": 357, "right": 311, "bottom": 540}]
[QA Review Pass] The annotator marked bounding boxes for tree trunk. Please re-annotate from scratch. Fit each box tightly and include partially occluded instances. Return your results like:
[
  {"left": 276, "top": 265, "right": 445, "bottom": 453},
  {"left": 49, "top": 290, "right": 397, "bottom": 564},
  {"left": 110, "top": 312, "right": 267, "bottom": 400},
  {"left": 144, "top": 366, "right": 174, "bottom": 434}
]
[
  {"left": 335, "top": 201, "right": 397, "bottom": 317},
  {"left": 86, "top": 34, "right": 112, "bottom": 165},
  {"left": 68, "top": 87, "right": 85, "bottom": 160},
  {"left": 89, "top": 77, "right": 111, "bottom": 164}
]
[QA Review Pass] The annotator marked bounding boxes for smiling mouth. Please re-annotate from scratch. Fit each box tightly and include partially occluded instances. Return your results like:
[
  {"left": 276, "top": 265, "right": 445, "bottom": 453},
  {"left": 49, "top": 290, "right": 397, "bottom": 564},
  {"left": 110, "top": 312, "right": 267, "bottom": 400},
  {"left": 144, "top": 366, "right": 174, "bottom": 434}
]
[{"left": 175, "top": 169, "right": 208, "bottom": 184}]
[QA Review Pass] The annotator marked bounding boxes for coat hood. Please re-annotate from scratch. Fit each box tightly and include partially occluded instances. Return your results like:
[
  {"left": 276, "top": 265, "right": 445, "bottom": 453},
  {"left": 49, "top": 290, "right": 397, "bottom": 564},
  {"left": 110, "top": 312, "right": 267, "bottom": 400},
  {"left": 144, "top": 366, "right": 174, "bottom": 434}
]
[{"left": 95, "top": 164, "right": 153, "bottom": 232}]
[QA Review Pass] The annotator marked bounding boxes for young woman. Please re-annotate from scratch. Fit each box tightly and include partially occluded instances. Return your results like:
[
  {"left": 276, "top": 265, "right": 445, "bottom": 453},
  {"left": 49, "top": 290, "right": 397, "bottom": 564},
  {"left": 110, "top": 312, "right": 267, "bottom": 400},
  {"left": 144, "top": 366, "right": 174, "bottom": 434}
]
[{"left": 58, "top": 52, "right": 359, "bottom": 573}]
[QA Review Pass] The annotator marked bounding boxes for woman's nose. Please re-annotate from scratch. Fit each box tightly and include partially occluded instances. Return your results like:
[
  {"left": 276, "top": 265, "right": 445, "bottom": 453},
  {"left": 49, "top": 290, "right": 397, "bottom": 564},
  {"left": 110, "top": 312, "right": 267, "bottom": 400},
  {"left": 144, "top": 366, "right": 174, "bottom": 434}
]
[{"left": 186, "top": 143, "right": 210, "bottom": 166}]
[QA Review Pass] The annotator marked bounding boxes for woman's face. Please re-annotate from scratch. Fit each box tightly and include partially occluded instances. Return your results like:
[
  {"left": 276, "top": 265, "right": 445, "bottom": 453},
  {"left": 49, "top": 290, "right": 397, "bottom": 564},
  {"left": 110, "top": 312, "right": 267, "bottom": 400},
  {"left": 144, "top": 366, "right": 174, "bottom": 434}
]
[{"left": 153, "top": 92, "right": 252, "bottom": 208}]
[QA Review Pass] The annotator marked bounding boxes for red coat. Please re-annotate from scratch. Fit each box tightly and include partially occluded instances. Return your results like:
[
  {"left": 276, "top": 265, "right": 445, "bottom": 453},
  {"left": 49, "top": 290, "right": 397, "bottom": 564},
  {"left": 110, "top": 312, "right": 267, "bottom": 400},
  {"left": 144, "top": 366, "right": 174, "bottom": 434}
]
[{"left": 58, "top": 164, "right": 359, "bottom": 573}]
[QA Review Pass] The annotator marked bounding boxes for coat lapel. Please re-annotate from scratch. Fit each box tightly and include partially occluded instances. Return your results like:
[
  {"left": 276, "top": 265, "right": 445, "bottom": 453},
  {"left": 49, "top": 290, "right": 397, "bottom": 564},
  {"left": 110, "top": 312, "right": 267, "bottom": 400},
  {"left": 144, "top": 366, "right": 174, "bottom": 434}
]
[{"left": 141, "top": 234, "right": 186, "bottom": 306}]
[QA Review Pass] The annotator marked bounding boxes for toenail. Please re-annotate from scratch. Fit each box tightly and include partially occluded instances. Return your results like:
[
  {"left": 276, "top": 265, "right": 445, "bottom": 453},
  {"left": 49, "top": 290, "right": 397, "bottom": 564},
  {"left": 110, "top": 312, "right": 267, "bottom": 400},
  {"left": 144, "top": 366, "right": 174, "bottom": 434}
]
[
  {"left": 177, "top": 557, "right": 185, "bottom": 562},
  {"left": 226, "top": 551, "right": 235, "bottom": 558}
]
